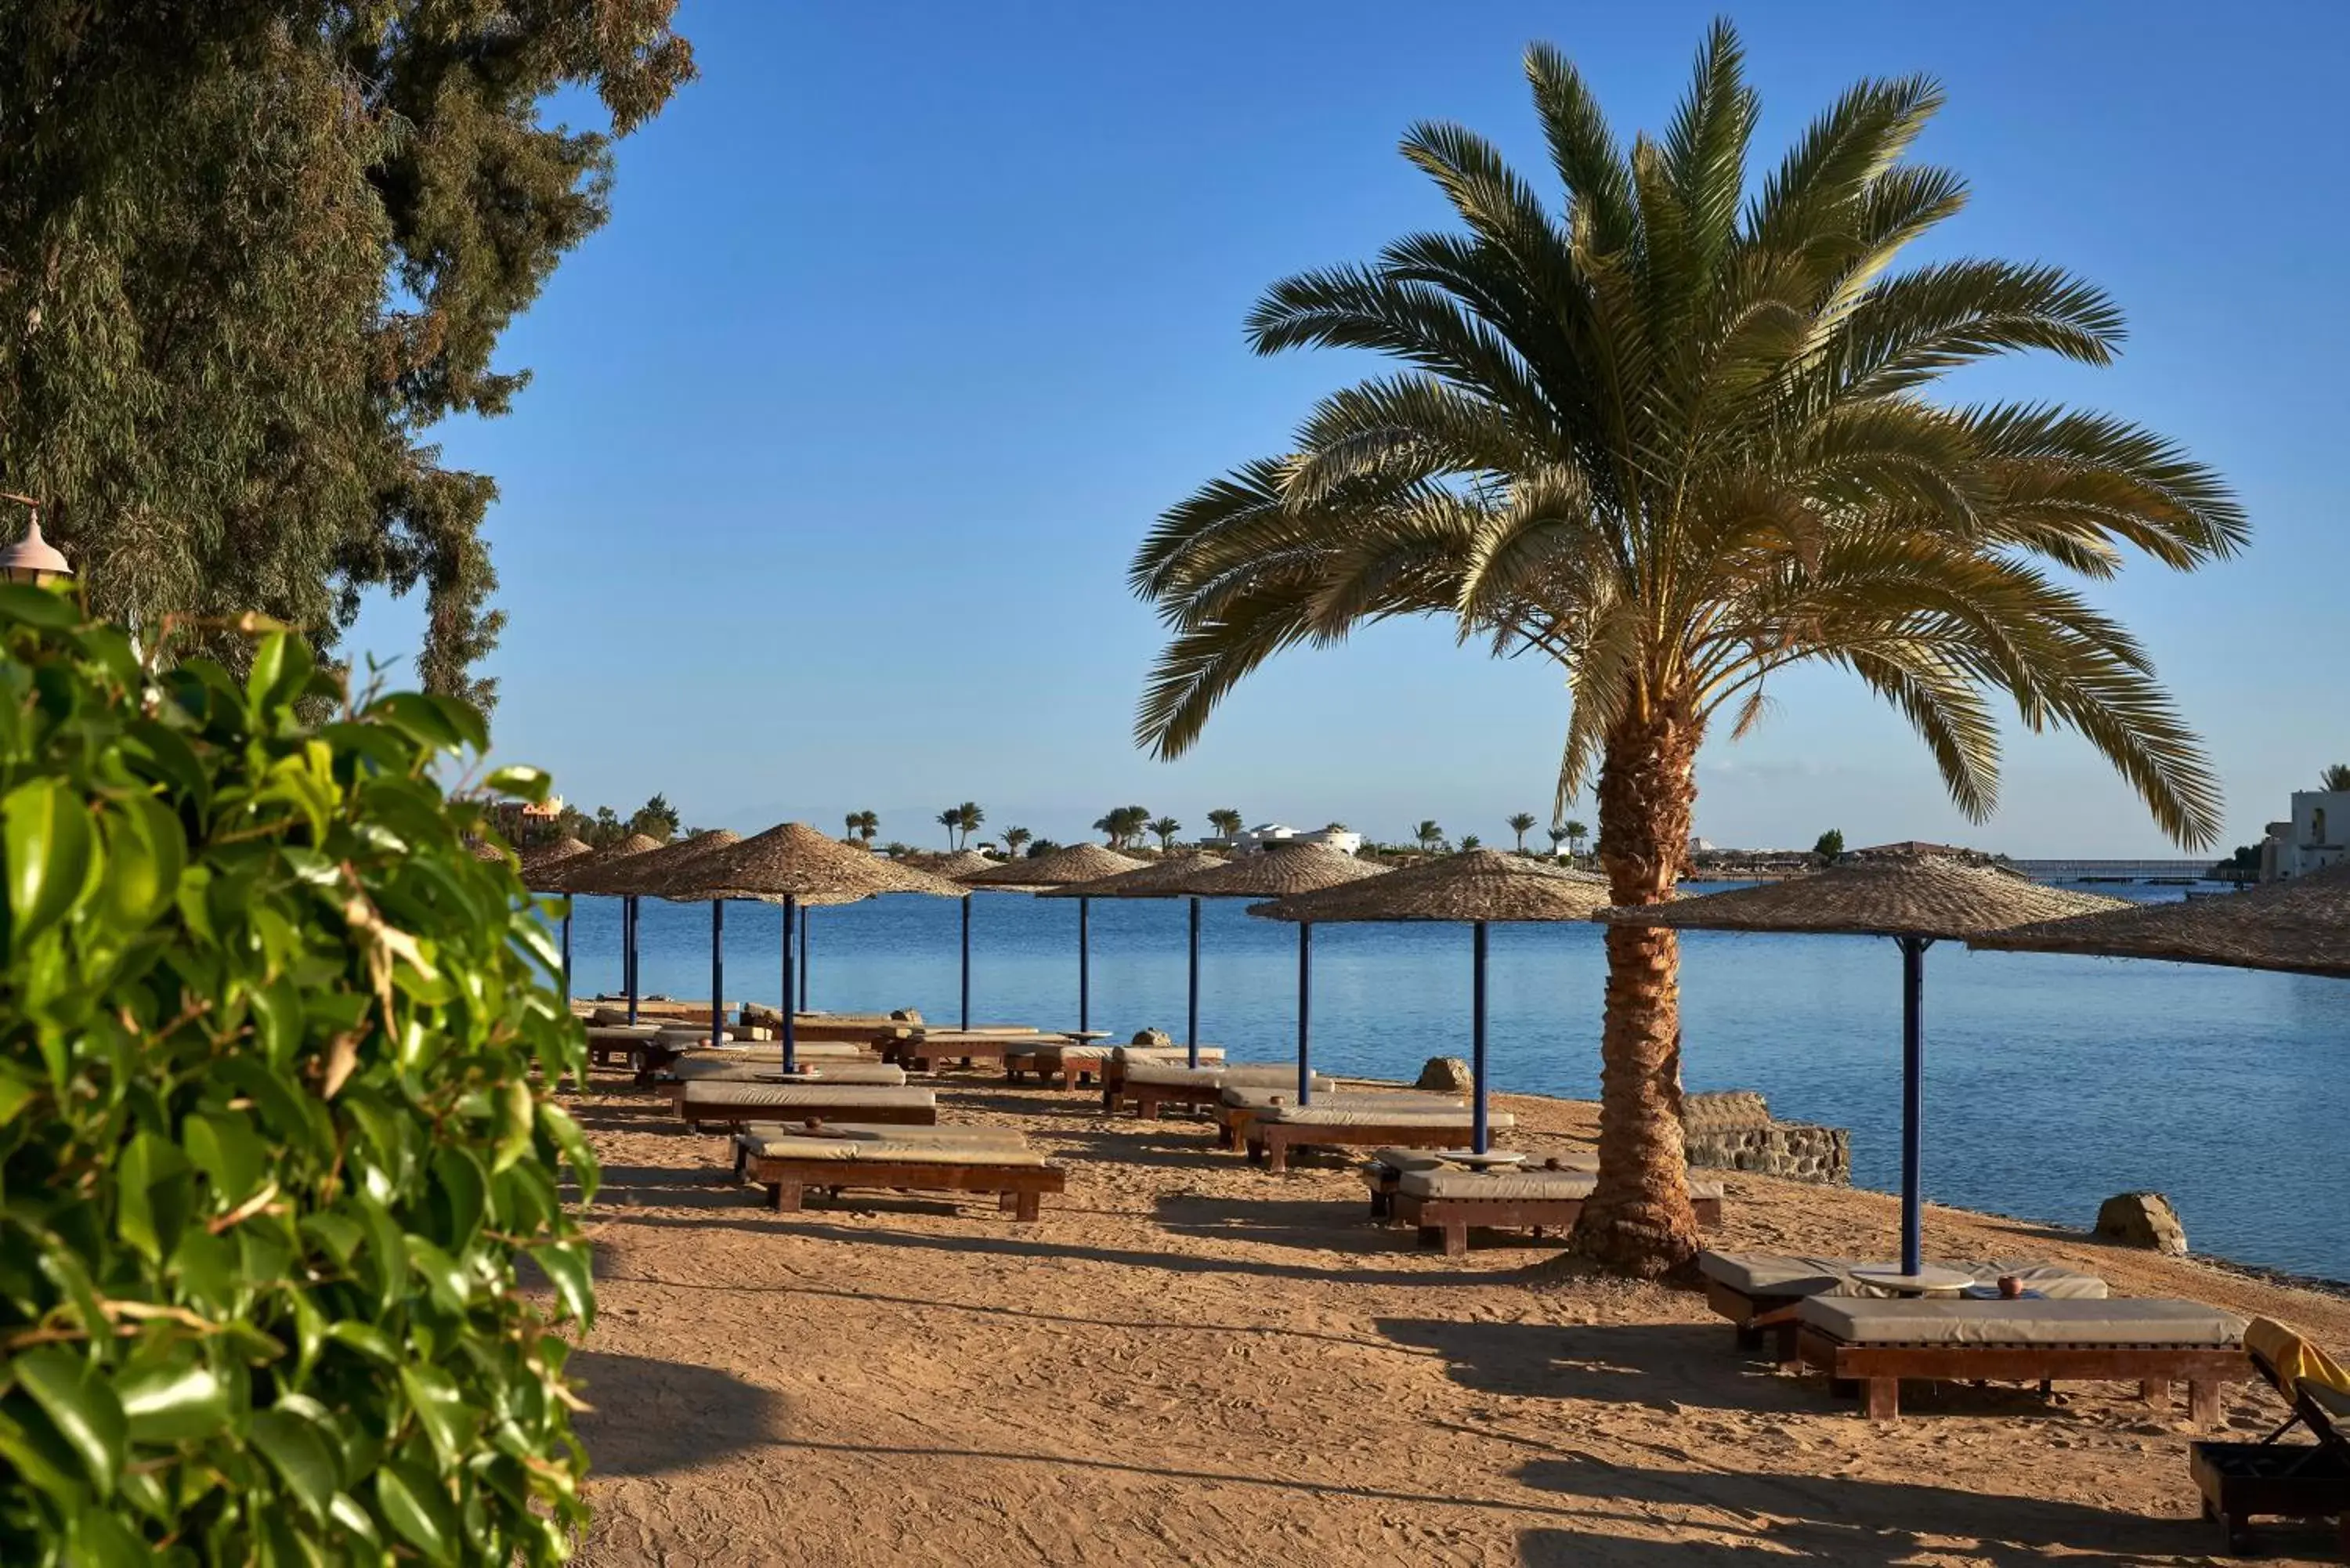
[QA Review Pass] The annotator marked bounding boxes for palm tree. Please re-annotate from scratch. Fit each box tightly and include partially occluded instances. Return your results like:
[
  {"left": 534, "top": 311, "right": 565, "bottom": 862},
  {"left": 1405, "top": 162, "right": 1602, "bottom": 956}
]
[
  {"left": 1460, "top": 833, "right": 1482, "bottom": 851},
  {"left": 844, "top": 808, "right": 879, "bottom": 845},
  {"left": 1148, "top": 815, "right": 1183, "bottom": 851},
  {"left": 1413, "top": 820, "right": 1444, "bottom": 855},
  {"left": 1564, "top": 819, "right": 1590, "bottom": 860},
  {"left": 1547, "top": 824, "right": 1570, "bottom": 855},
  {"left": 2322, "top": 765, "right": 2350, "bottom": 792},
  {"left": 1206, "top": 807, "right": 1245, "bottom": 841},
  {"left": 1507, "top": 811, "right": 1538, "bottom": 852},
  {"left": 1127, "top": 25, "right": 2239, "bottom": 1274},
  {"left": 1000, "top": 826, "right": 1032, "bottom": 858},
  {"left": 956, "top": 801, "right": 985, "bottom": 848},
  {"left": 935, "top": 807, "right": 962, "bottom": 851}
]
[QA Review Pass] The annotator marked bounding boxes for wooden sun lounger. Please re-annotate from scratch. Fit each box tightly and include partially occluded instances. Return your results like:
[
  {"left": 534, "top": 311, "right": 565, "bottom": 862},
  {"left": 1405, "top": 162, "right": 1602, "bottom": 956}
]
[
  {"left": 1246, "top": 1112, "right": 1516, "bottom": 1174},
  {"left": 731, "top": 1127, "right": 1065, "bottom": 1220},
  {"left": 1390, "top": 1169, "right": 1722, "bottom": 1257},
  {"left": 1697, "top": 1249, "right": 2110, "bottom": 1353},
  {"left": 1214, "top": 1089, "right": 1466, "bottom": 1152},
  {"left": 888, "top": 1031, "right": 1050, "bottom": 1074},
  {"left": 672, "top": 1082, "right": 937, "bottom": 1130},
  {"left": 2188, "top": 1340, "right": 2350, "bottom": 1554},
  {"left": 1789, "top": 1296, "right": 2250, "bottom": 1423}
]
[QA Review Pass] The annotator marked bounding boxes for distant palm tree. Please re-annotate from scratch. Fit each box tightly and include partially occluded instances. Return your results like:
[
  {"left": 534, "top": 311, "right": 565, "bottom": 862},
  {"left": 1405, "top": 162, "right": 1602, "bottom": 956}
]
[
  {"left": 1148, "top": 815, "right": 1183, "bottom": 851},
  {"left": 1323, "top": 821, "right": 1349, "bottom": 833},
  {"left": 844, "top": 808, "right": 879, "bottom": 845},
  {"left": 1413, "top": 820, "right": 1444, "bottom": 854},
  {"left": 1126, "top": 22, "right": 2240, "bottom": 1273},
  {"left": 1507, "top": 812, "right": 1538, "bottom": 852},
  {"left": 936, "top": 807, "right": 962, "bottom": 851},
  {"left": 2322, "top": 764, "right": 2350, "bottom": 791},
  {"left": 1459, "top": 833, "right": 1482, "bottom": 851},
  {"left": 956, "top": 801, "right": 985, "bottom": 848},
  {"left": 1207, "top": 807, "right": 1245, "bottom": 840},
  {"left": 1564, "top": 819, "right": 1590, "bottom": 859},
  {"left": 1001, "top": 826, "right": 1032, "bottom": 858}
]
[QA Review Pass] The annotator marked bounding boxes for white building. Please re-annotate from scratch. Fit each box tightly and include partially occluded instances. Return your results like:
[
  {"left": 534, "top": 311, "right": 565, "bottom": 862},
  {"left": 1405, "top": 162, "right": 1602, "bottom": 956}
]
[
  {"left": 1207, "top": 822, "right": 1364, "bottom": 857},
  {"left": 2261, "top": 789, "right": 2348, "bottom": 881}
]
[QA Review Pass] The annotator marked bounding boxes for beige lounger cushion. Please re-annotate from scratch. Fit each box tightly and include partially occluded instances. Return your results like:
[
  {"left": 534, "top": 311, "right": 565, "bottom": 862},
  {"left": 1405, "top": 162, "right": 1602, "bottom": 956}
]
[
  {"left": 667, "top": 1059, "right": 906, "bottom": 1086},
  {"left": 1112, "top": 1046, "right": 1226, "bottom": 1065},
  {"left": 1220, "top": 1086, "right": 1464, "bottom": 1111},
  {"left": 1126, "top": 1064, "right": 1327, "bottom": 1089},
  {"left": 1023, "top": 1042, "right": 1115, "bottom": 1063},
  {"left": 1795, "top": 1296, "right": 2243, "bottom": 1347},
  {"left": 674, "top": 1042, "right": 864, "bottom": 1062},
  {"left": 584, "top": 1024, "right": 665, "bottom": 1042},
  {"left": 1256, "top": 1106, "right": 1516, "bottom": 1131},
  {"left": 742, "top": 1122, "right": 1026, "bottom": 1147},
  {"left": 1698, "top": 1251, "right": 2109, "bottom": 1300},
  {"left": 1372, "top": 1148, "right": 1594, "bottom": 1176},
  {"left": 1397, "top": 1169, "right": 1714, "bottom": 1202},
  {"left": 679, "top": 1083, "right": 935, "bottom": 1112},
  {"left": 736, "top": 1133, "right": 1050, "bottom": 1168}
]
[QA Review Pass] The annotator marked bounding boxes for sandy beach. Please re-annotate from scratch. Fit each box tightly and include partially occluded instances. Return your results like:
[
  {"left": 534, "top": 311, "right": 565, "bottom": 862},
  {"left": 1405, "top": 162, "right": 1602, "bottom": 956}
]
[{"left": 555, "top": 1073, "right": 2349, "bottom": 1566}]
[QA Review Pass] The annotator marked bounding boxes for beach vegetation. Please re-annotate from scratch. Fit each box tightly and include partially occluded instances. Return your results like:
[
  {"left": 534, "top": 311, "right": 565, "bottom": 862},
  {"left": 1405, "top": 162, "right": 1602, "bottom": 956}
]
[
  {"left": 627, "top": 794, "right": 679, "bottom": 841},
  {"left": 1000, "top": 826, "right": 1033, "bottom": 858},
  {"left": 0, "top": 4, "right": 692, "bottom": 706},
  {"left": 1206, "top": 807, "right": 1245, "bottom": 840},
  {"left": 1813, "top": 829, "right": 1846, "bottom": 862},
  {"left": 1148, "top": 815, "right": 1184, "bottom": 851},
  {"left": 2321, "top": 764, "right": 2350, "bottom": 791},
  {"left": 0, "top": 597, "right": 595, "bottom": 1560},
  {"left": 1507, "top": 811, "right": 1538, "bottom": 851},
  {"left": 1130, "top": 23, "right": 2242, "bottom": 1273}
]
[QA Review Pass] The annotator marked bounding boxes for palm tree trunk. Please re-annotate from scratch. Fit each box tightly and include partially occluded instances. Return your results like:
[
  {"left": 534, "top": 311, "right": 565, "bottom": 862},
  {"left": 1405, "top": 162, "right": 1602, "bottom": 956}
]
[{"left": 1571, "top": 699, "right": 1703, "bottom": 1277}]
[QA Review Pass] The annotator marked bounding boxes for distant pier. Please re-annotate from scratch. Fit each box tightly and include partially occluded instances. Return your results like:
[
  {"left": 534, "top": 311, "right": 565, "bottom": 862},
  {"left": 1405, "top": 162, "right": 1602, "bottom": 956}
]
[{"left": 2011, "top": 858, "right": 2217, "bottom": 884}]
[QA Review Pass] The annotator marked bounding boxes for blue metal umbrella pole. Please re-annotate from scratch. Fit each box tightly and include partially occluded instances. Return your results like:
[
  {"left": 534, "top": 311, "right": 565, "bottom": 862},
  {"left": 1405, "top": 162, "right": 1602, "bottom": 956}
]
[
  {"left": 780, "top": 894, "right": 799, "bottom": 1075},
  {"left": 1899, "top": 935, "right": 1932, "bottom": 1277},
  {"left": 797, "top": 908, "right": 810, "bottom": 1012},
  {"left": 1185, "top": 895, "right": 1202, "bottom": 1069},
  {"left": 959, "top": 894, "right": 972, "bottom": 1031},
  {"left": 1295, "top": 921, "right": 1314, "bottom": 1104},
  {"left": 709, "top": 901, "right": 726, "bottom": 1050},
  {"left": 624, "top": 895, "right": 640, "bottom": 1025},
  {"left": 1078, "top": 895, "right": 1091, "bottom": 1035},
  {"left": 1471, "top": 920, "right": 1490, "bottom": 1154}
]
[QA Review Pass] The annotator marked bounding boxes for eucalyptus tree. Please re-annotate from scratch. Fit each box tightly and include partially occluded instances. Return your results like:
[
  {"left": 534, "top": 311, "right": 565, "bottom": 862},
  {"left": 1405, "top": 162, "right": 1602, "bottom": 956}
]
[
  {"left": 1507, "top": 811, "right": 1538, "bottom": 852},
  {"left": 1129, "top": 24, "right": 2240, "bottom": 1273}
]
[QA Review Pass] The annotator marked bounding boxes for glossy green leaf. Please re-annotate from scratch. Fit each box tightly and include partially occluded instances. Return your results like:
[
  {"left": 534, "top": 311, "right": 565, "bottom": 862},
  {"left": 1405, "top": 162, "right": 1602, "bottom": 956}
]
[
  {"left": 375, "top": 1460, "right": 458, "bottom": 1565},
  {"left": 490, "top": 1080, "right": 534, "bottom": 1175},
  {"left": 399, "top": 1364, "right": 478, "bottom": 1467},
  {"left": 15, "top": 1346, "right": 125, "bottom": 1496},
  {"left": 118, "top": 1360, "right": 230, "bottom": 1446},
  {"left": 530, "top": 1241, "right": 595, "bottom": 1328},
  {"left": 480, "top": 764, "right": 551, "bottom": 802},
  {"left": 248, "top": 1407, "right": 337, "bottom": 1521},
  {"left": 74, "top": 1503, "right": 152, "bottom": 1568},
  {"left": 3, "top": 776, "right": 99, "bottom": 949}
]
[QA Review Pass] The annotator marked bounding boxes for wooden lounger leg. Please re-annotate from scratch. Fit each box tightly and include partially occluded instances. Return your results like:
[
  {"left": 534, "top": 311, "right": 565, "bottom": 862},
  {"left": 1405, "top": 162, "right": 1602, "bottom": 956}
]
[
  {"left": 733, "top": 1144, "right": 748, "bottom": 1180},
  {"left": 1864, "top": 1378, "right": 1900, "bottom": 1422},
  {"left": 2139, "top": 1378, "right": 2170, "bottom": 1407},
  {"left": 998, "top": 1192, "right": 1016, "bottom": 1212},
  {"left": 1441, "top": 1223, "right": 1468, "bottom": 1259},
  {"left": 2188, "top": 1379, "right": 2219, "bottom": 1428},
  {"left": 1260, "top": 1138, "right": 1286, "bottom": 1173},
  {"left": 765, "top": 1180, "right": 804, "bottom": 1213},
  {"left": 1013, "top": 1190, "right": 1040, "bottom": 1222}
]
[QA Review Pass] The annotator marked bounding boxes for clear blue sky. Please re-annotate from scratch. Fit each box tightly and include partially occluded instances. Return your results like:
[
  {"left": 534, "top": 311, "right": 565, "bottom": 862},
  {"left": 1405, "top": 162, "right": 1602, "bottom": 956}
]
[{"left": 352, "top": 1, "right": 2348, "bottom": 858}]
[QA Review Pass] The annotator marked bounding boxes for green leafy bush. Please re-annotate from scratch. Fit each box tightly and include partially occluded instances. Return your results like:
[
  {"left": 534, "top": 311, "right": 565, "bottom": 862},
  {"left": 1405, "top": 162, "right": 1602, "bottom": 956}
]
[{"left": 0, "top": 591, "right": 595, "bottom": 1564}]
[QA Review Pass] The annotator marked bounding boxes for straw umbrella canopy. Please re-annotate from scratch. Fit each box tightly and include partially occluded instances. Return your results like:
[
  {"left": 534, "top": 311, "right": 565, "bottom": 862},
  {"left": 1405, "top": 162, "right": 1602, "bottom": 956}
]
[
  {"left": 539, "top": 833, "right": 663, "bottom": 1021},
  {"left": 519, "top": 836, "right": 593, "bottom": 1001},
  {"left": 1139, "top": 844, "right": 1390, "bottom": 1096},
  {"left": 927, "top": 849, "right": 1000, "bottom": 878},
  {"left": 957, "top": 843, "right": 1145, "bottom": 1035},
  {"left": 662, "top": 822, "right": 967, "bottom": 1071},
  {"left": 1969, "top": 862, "right": 2350, "bottom": 978},
  {"left": 1038, "top": 853, "right": 1231, "bottom": 1063},
  {"left": 1598, "top": 856, "right": 2125, "bottom": 1277},
  {"left": 1249, "top": 851, "right": 1609, "bottom": 1136}
]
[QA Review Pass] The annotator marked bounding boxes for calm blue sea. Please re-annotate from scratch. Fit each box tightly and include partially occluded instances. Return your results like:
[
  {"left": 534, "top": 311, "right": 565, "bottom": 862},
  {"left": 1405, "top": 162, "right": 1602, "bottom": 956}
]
[{"left": 555, "top": 882, "right": 2348, "bottom": 1282}]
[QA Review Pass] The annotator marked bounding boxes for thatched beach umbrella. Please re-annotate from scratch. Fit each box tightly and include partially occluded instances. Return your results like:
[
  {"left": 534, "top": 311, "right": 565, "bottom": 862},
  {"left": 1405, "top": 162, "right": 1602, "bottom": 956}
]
[
  {"left": 666, "top": 823, "right": 967, "bottom": 1072},
  {"left": 1249, "top": 851, "right": 1612, "bottom": 1147},
  {"left": 520, "top": 836, "right": 593, "bottom": 1000},
  {"left": 591, "top": 830, "right": 744, "bottom": 1048},
  {"left": 928, "top": 849, "right": 1000, "bottom": 877},
  {"left": 1969, "top": 862, "right": 2350, "bottom": 977},
  {"left": 1043, "top": 853, "right": 1229, "bottom": 1063},
  {"left": 1157, "top": 844, "right": 1387, "bottom": 1100},
  {"left": 1598, "top": 856, "right": 2124, "bottom": 1276},
  {"left": 960, "top": 844, "right": 1145, "bottom": 1035},
  {"left": 541, "top": 833, "right": 663, "bottom": 1022}
]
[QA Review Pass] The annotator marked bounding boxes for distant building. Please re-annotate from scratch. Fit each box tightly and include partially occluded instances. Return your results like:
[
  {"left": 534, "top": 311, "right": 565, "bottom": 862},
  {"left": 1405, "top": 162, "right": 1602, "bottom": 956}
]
[
  {"left": 1207, "top": 822, "right": 1364, "bottom": 857},
  {"left": 2261, "top": 790, "right": 2348, "bottom": 882}
]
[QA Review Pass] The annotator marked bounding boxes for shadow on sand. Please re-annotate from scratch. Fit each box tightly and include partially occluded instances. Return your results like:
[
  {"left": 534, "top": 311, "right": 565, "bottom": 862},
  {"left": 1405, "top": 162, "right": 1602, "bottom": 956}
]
[{"left": 568, "top": 1349, "right": 786, "bottom": 1480}]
